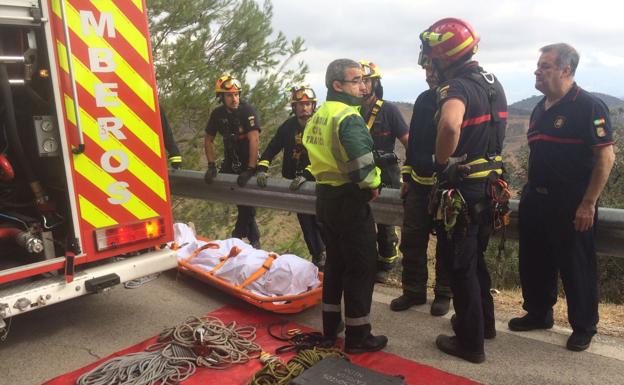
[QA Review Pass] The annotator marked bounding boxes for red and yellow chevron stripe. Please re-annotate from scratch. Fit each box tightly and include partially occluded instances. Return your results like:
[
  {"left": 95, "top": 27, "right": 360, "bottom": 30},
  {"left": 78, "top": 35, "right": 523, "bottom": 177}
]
[{"left": 47, "top": 0, "right": 172, "bottom": 261}]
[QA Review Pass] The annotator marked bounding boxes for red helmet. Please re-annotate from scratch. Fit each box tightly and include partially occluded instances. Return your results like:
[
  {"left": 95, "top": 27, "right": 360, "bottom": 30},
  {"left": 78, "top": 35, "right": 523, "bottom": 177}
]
[{"left": 419, "top": 18, "right": 480, "bottom": 65}]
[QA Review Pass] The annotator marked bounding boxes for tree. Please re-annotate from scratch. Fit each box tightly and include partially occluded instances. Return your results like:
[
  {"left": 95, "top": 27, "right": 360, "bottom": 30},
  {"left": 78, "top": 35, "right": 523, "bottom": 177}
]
[
  {"left": 146, "top": 0, "right": 309, "bottom": 246},
  {"left": 147, "top": 0, "right": 308, "bottom": 169}
]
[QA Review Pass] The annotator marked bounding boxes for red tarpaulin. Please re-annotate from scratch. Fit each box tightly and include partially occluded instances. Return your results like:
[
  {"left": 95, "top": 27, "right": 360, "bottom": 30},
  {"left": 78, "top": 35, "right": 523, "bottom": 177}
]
[{"left": 44, "top": 305, "right": 482, "bottom": 385}]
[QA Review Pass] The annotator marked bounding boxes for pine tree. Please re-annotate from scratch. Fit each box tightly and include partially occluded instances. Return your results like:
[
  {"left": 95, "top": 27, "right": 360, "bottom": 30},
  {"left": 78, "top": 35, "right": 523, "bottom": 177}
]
[
  {"left": 146, "top": 0, "right": 309, "bottom": 248},
  {"left": 147, "top": 0, "right": 307, "bottom": 168}
]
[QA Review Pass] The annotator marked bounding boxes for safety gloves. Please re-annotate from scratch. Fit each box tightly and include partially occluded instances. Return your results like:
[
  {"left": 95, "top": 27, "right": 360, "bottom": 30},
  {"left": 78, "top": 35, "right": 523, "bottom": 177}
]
[
  {"left": 256, "top": 171, "right": 269, "bottom": 187},
  {"left": 204, "top": 162, "right": 217, "bottom": 184},
  {"left": 434, "top": 155, "right": 470, "bottom": 187},
  {"left": 289, "top": 175, "right": 307, "bottom": 191},
  {"left": 237, "top": 167, "right": 255, "bottom": 187},
  {"left": 256, "top": 165, "right": 269, "bottom": 187}
]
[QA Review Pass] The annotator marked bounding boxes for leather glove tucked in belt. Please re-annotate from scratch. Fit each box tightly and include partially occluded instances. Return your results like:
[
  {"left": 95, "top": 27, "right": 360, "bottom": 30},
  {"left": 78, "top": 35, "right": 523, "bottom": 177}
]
[
  {"left": 204, "top": 162, "right": 217, "bottom": 184},
  {"left": 435, "top": 155, "right": 470, "bottom": 186},
  {"left": 373, "top": 150, "right": 399, "bottom": 169},
  {"left": 237, "top": 167, "right": 255, "bottom": 187}
]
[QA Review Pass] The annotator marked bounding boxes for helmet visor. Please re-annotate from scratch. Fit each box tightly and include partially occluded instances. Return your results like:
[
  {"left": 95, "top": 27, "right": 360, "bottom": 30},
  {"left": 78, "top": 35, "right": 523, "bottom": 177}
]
[
  {"left": 418, "top": 49, "right": 431, "bottom": 68},
  {"left": 222, "top": 78, "right": 242, "bottom": 92},
  {"left": 293, "top": 87, "right": 316, "bottom": 102}
]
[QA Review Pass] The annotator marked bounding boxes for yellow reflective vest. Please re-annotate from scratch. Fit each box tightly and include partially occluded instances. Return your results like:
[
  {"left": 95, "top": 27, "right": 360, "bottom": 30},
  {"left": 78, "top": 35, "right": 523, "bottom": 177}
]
[{"left": 303, "top": 100, "right": 381, "bottom": 188}]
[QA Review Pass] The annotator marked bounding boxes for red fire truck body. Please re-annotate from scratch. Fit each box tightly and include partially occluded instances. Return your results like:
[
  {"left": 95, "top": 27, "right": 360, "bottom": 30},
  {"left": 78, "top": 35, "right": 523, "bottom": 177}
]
[{"left": 0, "top": 0, "right": 177, "bottom": 334}]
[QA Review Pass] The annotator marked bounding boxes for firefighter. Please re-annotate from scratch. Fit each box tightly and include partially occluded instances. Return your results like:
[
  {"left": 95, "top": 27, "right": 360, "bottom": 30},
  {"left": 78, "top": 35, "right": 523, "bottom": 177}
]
[
  {"left": 304, "top": 58, "right": 387, "bottom": 354},
  {"left": 160, "top": 107, "right": 182, "bottom": 169},
  {"left": 359, "top": 60, "right": 409, "bottom": 283},
  {"left": 420, "top": 18, "right": 507, "bottom": 363},
  {"left": 204, "top": 74, "right": 261, "bottom": 248},
  {"left": 256, "top": 85, "right": 326, "bottom": 269},
  {"left": 390, "top": 57, "right": 452, "bottom": 316},
  {"left": 509, "top": 43, "right": 615, "bottom": 352}
]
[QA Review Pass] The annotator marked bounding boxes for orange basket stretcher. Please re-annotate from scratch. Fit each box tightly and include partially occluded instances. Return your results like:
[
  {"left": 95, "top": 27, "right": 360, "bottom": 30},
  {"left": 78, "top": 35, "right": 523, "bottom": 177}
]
[{"left": 176, "top": 241, "right": 323, "bottom": 314}]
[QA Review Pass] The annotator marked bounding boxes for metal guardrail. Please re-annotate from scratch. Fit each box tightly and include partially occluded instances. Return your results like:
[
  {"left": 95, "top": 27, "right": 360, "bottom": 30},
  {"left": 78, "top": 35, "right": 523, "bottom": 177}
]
[{"left": 169, "top": 170, "right": 624, "bottom": 258}]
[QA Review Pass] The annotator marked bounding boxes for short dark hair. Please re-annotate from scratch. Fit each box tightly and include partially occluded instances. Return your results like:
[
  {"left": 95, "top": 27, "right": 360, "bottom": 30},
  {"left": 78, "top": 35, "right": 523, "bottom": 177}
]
[
  {"left": 325, "top": 59, "right": 361, "bottom": 90},
  {"left": 540, "top": 43, "right": 579, "bottom": 76}
]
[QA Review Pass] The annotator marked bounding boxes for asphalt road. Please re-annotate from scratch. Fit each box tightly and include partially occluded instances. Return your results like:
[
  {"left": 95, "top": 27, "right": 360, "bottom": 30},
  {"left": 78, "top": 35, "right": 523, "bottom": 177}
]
[{"left": 1, "top": 270, "right": 623, "bottom": 385}]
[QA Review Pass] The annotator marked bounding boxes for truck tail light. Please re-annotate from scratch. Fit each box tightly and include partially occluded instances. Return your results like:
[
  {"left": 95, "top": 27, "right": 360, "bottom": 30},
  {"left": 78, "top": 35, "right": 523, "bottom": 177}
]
[{"left": 95, "top": 217, "right": 165, "bottom": 251}]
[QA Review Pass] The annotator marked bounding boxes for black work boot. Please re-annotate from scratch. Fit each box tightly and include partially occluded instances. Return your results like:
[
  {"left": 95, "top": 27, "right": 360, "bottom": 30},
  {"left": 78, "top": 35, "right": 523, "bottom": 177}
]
[
  {"left": 344, "top": 334, "right": 388, "bottom": 354},
  {"left": 430, "top": 295, "right": 451, "bottom": 316},
  {"left": 251, "top": 240, "right": 261, "bottom": 249},
  {"left": 321, "top": 320, "right": 345, "bottom": 347},
  {"left": 451, "top": 314, "right": 496, "bottom": 339},
  {"left": 436, "top": 335, "right": 485, "bottom": 363},
  {"left": 566, "top": 331, "right": 594, "bottom": 352},
  {"left": 390, "top": 293, "right": 426, "bottom": 311},
  {"left": 508, "top": 313, "right": 554, "bottom": 332}
]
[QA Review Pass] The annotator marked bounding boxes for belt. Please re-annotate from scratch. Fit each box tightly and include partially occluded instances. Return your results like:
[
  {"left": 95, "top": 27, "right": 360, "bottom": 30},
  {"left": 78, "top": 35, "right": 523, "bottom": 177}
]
[{"left": 464, "top": 156, "right": 503, "bottom": 179}]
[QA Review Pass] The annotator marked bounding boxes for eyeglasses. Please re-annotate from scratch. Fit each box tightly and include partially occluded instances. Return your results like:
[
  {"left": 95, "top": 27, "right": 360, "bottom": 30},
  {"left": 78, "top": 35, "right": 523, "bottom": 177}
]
[{"left": 340, "top": 77, "right": 364, "bottom": 85}]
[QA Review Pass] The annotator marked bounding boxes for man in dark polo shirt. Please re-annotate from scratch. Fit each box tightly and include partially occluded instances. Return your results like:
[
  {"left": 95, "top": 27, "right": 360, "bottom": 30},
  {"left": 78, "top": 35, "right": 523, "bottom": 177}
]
[
  {"left": 420, "top": 18, "right": 507, "bottom": 363},
  {"left": 391, "top": 57, "right": 452, "bottom": 316},
  {"left": 509, "top": 43, "right": 615, "bottom": 352},
  {"left": 359, "top": 60, "right": 409, "bottom": 283},
  {"left": 204, "top": 74, "right": 262, "bottom": 248}
]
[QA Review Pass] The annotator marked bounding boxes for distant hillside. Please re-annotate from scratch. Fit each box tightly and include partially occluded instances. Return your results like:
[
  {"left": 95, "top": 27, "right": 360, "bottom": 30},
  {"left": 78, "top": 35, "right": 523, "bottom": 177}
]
[{"left": 510, "top": 93, "right": 624, "bottom": 113}]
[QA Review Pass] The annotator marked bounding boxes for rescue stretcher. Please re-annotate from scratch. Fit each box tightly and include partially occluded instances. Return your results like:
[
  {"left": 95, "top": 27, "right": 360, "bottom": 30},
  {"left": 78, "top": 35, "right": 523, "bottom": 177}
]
[{"left": 176, "top": 238, "right": 323, "bottom": 314}]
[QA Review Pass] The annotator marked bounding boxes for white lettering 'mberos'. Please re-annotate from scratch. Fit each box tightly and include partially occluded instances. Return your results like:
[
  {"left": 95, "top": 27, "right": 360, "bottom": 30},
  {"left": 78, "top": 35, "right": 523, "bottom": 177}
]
[{"left": 79, "top": 11, "right": 115, "bottom": 38}]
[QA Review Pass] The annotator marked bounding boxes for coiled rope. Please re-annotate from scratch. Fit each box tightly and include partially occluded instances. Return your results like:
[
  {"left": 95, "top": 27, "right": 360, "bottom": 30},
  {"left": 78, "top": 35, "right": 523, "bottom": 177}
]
[
  {"left": 247, "top": 348, "right": 346, "bottom": 385},
  {"left": 76, "top": 316, "right": 261, "bottom": 385}
]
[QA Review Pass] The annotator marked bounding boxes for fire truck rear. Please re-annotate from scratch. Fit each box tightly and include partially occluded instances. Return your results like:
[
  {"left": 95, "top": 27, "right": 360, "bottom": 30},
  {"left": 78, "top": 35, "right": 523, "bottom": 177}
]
[{"left": 0, "top": 0, "right": 177, "bottom": 336}]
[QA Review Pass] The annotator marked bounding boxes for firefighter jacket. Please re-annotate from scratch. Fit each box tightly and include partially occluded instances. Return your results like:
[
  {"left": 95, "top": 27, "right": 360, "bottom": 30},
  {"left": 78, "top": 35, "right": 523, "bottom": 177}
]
[{"left": 257, "top": 116, "right": 313, "bottom": 180}]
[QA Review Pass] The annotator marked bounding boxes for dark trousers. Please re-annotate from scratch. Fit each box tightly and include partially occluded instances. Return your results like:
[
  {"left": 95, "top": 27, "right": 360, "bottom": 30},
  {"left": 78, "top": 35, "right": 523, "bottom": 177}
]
[
  {"left": 317, "top": 184, "right": 377, "bottom": 344},
  {"left": 399, "top": 183, "right": 451, "bottom": 297},
  {"left": 377, "top": 164, "right": 401, "bottom": 265},
  {"left": 232, "top": 205, "right": 260, "bottom": 245},
  {"left": 518, "top": 185, "right": 598, "bottom": 334},
  {"left": 297, "top": 213, "right": 325, "bottom": 258},
  {"left": 221, "top": 164, "right": 261, "bottom": 245},
  {"left": 436, "top": 184, "right": 494, "bottom": 353}
]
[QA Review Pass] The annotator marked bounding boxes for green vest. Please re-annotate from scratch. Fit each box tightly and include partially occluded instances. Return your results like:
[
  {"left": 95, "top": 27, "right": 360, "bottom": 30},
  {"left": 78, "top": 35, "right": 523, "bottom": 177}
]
[{"left": 304, "top": 101, "right": 373, "bottom": 186}]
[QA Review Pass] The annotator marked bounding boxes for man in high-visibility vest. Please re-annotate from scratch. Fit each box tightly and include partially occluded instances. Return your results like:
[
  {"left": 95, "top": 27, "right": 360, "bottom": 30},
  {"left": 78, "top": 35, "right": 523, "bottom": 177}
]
[
  {"left": 359, "top": 60, "right": 409, "bottom": 283},
  {"left": 304, "top": 58, "right": 387, "bottom": 354}
]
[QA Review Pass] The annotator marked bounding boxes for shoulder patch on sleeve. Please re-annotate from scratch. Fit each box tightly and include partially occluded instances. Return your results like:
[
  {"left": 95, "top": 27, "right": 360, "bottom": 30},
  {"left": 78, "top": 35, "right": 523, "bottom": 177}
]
[
  {"left": 248, "top": 115, "right": 256, "bottom": 127},
  {"left": 437, "top": 85, "right": 450, "bottom": 100}
]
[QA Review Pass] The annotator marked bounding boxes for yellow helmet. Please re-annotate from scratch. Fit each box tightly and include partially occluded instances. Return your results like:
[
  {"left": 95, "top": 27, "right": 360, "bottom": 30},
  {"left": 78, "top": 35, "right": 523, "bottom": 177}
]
[
  {"left": 359, "top": 60, "right": 382, "bottom": 79},
  {"left": 215, "top": 73, "right": 242, "bottom": 95},
  {"left": 290, "top": 85, "right": 317, "bottom": 104}
]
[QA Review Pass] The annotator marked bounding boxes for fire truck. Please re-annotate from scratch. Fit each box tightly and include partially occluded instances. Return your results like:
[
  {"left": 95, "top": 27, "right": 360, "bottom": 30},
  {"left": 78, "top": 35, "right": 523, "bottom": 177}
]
[{"left": 0, "top": 0, "right": 177, "bottom": 336}]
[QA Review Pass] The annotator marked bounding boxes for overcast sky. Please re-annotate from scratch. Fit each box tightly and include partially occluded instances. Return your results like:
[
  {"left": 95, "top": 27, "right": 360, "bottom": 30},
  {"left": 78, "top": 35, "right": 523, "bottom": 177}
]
[{"left": 270, "top": 0, "right": 624, "bottom": 104}]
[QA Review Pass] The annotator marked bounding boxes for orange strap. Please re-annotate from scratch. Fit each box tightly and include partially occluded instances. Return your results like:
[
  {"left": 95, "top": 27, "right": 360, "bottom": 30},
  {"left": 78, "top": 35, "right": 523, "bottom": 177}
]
[
  {"left": 208, "top": 246, "right": 242, "bottom": 274},
  {"left": 184, "top": 242, "right": 219, "bottom": 262},
  {"left": 238, "top": 253, "right": 278, "bottom": 288}
]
